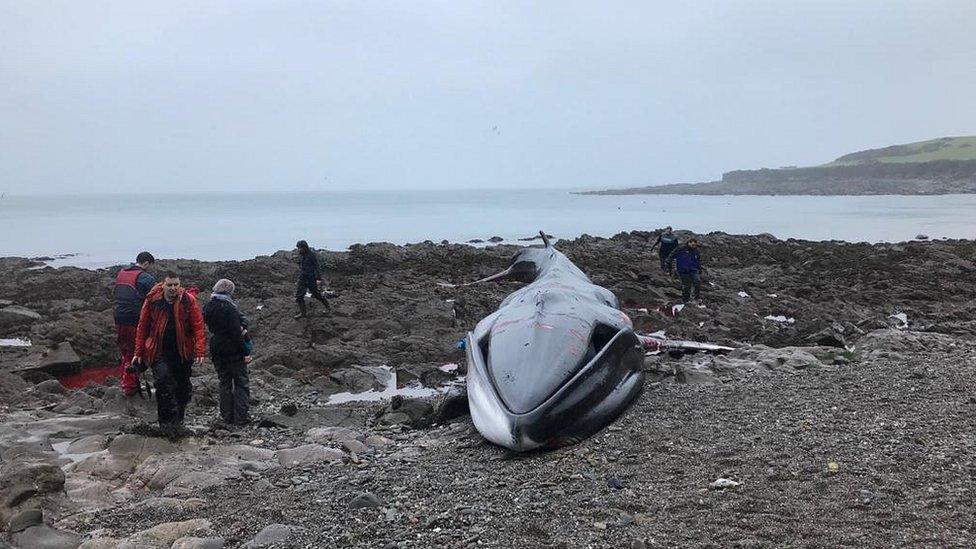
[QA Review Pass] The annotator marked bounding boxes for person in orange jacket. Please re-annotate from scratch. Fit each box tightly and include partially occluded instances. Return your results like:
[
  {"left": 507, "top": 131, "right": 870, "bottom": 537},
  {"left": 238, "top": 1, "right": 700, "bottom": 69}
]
[{"left": 132, "top": 272, "right": 206, "bottom": 427}]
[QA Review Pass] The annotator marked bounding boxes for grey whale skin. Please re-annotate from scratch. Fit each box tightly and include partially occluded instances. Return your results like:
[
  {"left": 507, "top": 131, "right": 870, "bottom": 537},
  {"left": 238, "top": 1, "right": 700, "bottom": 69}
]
[{"left": 464, "top": 235, "right": 645, "bottom": 451}]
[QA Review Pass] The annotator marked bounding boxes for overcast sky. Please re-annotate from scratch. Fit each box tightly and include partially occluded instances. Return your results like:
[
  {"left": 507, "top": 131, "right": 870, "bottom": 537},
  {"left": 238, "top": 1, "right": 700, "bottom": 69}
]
[{"left": 2, "top": 1, "right": 974, "bottom": 194}]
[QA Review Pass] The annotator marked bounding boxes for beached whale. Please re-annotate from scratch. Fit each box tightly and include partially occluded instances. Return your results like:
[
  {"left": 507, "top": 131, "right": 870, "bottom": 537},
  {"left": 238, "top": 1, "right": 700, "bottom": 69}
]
[{"left": 457, "top": 233, "right": 644, "bottom": 451}]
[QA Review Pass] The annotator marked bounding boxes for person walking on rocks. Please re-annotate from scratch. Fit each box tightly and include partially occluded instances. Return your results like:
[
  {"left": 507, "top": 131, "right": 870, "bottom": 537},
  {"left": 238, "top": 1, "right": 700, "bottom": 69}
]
[
  {"left": 294, "top": 240, "right": 329, "bottom": 319},
  {"left": 667, "top": 237, "right": 704, "bottom": 303},
  {"left": 131, "top": 272, "right": 206, "bottom": 427},
  {"left": 203, "top": 279, "right": 252, "bottom": 426},
  {"left": 649, "top": 226, "right": 679, "bottom": 271},
  {"left": 112, "top": 251, "right": 156, "bottom": 396}
]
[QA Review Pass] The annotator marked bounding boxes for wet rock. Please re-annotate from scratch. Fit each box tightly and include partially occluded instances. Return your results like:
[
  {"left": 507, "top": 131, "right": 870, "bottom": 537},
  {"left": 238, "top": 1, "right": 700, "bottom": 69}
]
[
  {"left": 0, "top": 305, "right": 42, "bottom": 331},
  {"left": 435, "top": 386, "right": 470, "bottom": 423},
  {"left": 755, "top": 348, "right": 821, "bottom": 370},
  {"left": 4, "top": 484, "right": 37, "bottom": 506},
  {"left": 275, "top": 444, "right": 344, "bottom": 467},
  {"left": 66, "top": 434, "right": 108, "bottom": 454},
  {"left": 33, "top": 380, "right": 66, "bottom": 395},
  {"left": 0, "top": 460, "right": 66, "bottom": 494},
  {"left": 674, "top": 364, "right": 716, "bottom": 385},
  {"left": 11, "top": 524, "right": 81, "bottom": 549},
  {"left": 488, "top": 236, "right": 504, "bottom": 243},
  {"left": 35, "top": 342, "right": 83, "bottom": 377},
  {"left": 349, "top": 492, "right": 384, "bottom": 509},
  {"left": 52, "top": 391, "right": 98, "bottom": 414},
  {"left": 7, "top": 508, "right": 43, "bottom": 533},
  {"left": 808, "top": 327, "right": 847, "bottom": 349},
  {"left": 379, "top": 396, "right": 435, "bottom": 427},
  {"left": 245, "top": 524, "right": 292, "bottom": 548},
  {"left": 328, "top": 364, "right": 391, "bottom": 393}
]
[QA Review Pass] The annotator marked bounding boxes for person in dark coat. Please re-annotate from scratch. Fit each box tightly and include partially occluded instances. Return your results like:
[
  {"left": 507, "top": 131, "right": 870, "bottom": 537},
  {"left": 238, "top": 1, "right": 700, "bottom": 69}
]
[
  {"left": 294, "top": 240, "right": 329, "bottom": 319},
  {"left": 113, "top": 251, "right": 156, "bottom": 396},
  {"left": 649, "top": 227, "right": 679, "bottom": 271},
  {"left": 666, "top": 238, "right": 704, "bottom": 303},
  {"left": 203, "top": 279, "right": 252, "bottom": 426}
]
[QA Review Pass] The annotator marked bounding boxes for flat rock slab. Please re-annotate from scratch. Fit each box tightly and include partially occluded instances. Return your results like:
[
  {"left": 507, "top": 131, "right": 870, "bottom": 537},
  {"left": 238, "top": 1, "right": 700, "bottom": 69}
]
[
  {"left": 125, "top": 518, "right": 213, "bottom": 547},
  {"left": 11, "top": 524, "right": 81, "bottom": 549}
]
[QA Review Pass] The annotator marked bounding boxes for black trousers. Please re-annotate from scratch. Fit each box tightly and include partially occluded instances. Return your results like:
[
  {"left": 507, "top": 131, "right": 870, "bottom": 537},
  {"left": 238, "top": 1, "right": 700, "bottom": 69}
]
[
  {"left": 657, "top": 246, "right": 674, "bottom": 271},
  {"left": 295, "top": 277, "right": 328, "bottom": 305},
  {"left": 214, "top": 357, "right": 251, "bottom": 424},
  {"left": 151, "top": 359, "right": 192, "bottom": 425},
  {"left": 678, "top": 272, "right": 702, "bottom": 303}
]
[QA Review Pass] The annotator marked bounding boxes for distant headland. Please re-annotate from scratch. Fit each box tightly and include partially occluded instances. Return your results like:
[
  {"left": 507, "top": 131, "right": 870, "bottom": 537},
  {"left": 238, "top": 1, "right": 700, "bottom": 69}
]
[{"left": 581, "top": 136, "right": 976, "bottom": 195}]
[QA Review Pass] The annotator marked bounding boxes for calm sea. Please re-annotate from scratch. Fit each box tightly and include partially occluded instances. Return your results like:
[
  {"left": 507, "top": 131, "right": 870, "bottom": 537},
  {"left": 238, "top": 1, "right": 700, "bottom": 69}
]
[{"left": 1, "top": 190, "right": 975, "bottom": 267}]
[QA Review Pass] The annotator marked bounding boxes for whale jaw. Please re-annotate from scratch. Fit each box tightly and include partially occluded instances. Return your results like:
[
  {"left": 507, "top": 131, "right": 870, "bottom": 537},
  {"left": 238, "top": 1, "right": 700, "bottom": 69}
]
[{"left": 465, "top": 329, "right": 644, "bottom": 452}]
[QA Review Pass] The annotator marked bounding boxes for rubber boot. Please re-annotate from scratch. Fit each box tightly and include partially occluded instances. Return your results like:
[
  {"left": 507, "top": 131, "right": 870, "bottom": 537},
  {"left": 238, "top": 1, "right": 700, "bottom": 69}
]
[{"left": 294, "top": 300, "right": 307, "bottom": 319}]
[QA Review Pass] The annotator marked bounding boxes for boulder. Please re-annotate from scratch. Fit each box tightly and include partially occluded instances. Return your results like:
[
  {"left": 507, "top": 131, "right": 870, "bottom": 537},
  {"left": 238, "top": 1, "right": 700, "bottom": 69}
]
[
  {"left": 341, "top": 439, "right": 367, "bottom": 454},
  {"left": 34, "top": 342, "right": 83, "bottom": 377},
  {"left": 328, "top": 365, "right": 390, "bottom": 393},
  {"left": 7, "top": 508, "right": 43, "bottom": 533},
  {"left": 244, "top": 524, "right": 292, "bottom": 548},
  {"left": 349, "top": 492, "right": 384, "bottom": 509}
]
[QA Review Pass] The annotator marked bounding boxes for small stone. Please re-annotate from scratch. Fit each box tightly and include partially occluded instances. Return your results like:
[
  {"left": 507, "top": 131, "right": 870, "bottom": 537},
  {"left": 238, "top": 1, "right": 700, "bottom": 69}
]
[
  {"left": 605, "top": 474, "right": 626, "bottom": 490},
  {"left": 279, "top": 403, "right": 298, "bottom": 416},
  {"left": 593, "top": 521, "right": 608, "bottom": 531},
  {"left": 349, "top": 492, "right": 384, "bottom": 509}
]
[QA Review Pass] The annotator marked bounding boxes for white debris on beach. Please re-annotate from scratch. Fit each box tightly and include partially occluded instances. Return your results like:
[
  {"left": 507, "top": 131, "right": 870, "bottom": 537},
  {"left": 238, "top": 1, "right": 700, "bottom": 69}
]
[
  {"left": 889, "top": 312, "right": 909, "bottom": 329},
  {"left": 765, "top": 315, "right": 796, "bottom": 324},
  {"left": 738, "top": 291, "right": 750, "bottom": 298},
  {"left": 0, "top": 338, "right": 31, "bottom": 347},
  {"left": 671, "top": 304, "right": 684, "bottom": 315}
]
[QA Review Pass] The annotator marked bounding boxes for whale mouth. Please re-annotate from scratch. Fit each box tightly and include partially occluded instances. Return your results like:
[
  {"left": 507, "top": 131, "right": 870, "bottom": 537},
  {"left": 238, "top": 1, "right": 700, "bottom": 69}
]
[
  {"left": 479, "top": 322, "right": 623, "bottom": 414},
  {"left": 466, "top": 326, "right": 644, "bottom": 451}
]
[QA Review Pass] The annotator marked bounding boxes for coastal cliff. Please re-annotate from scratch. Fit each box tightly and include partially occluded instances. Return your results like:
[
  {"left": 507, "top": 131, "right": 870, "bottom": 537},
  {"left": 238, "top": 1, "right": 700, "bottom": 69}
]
[{"left": 583, "top": 136, "right": 976, "bottom": 195}]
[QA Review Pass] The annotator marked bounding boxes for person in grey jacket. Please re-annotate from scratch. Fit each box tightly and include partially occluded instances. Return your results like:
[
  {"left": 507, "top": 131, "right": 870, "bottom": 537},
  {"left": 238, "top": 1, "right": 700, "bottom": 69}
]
[{"left": 203, "top": 279, "right": 252, "bottom": 426}]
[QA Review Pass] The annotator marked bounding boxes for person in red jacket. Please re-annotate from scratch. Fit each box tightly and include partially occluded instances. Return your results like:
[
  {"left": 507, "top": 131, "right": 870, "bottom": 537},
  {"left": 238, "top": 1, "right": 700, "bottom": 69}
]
[
  {"left": 112, "top": 251, "right": 156, "bottom": 396},
  {"left": 132, "top": 272, "right": 206, "bottom": 427}
]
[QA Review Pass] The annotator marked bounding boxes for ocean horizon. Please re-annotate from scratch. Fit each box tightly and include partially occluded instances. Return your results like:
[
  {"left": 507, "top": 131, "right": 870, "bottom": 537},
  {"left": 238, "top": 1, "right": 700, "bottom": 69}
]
[{"left": 2, "top": 189, "right": 975, "bottom": 268}]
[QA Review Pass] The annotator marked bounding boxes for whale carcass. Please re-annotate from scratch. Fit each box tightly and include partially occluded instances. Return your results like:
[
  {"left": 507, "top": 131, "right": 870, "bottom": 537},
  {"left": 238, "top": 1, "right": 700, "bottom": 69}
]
[{"left": 457, "top": 233, "right": 644, "bottom": 451}]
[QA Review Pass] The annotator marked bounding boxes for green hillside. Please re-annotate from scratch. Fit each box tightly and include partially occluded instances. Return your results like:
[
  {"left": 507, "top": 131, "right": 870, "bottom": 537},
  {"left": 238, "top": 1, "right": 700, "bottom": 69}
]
[{"left": 825, "top": 136, "right": 976, "bottom": 166}]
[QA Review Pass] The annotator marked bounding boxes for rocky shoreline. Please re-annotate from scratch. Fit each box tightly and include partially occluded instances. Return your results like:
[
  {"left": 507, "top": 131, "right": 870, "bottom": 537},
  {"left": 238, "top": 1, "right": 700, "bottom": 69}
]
[{"left": 1, "top": 232, "right": 975, "bottom": 548}]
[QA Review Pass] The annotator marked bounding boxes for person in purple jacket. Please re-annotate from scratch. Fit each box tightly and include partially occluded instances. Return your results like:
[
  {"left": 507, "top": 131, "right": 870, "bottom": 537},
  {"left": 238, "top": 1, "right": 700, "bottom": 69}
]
[{"left": 666, "top": 238, "right": 705, "bottom": 303}]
